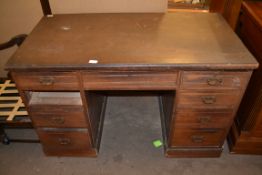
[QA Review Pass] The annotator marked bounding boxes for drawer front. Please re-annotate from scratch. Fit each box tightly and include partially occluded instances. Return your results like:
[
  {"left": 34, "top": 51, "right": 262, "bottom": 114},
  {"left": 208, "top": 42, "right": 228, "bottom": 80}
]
[
  {"left": 13, "top": 72, "right": 79, "bottom": 90},
  {"left": 37, "top": 129, "right": 92, "bottom": 151},
  {"left": 181, "top": 71, "right": 250, "bottom": 90},
  {"left": 177, "top": 92, "right": 239, "bottom": 109},
  {"left": 82, "top": 71, "right": 178, "bottom": 90},
  {"left": 29, "top": 105, "right": 83, "bottom": 113},
  {"left": 174, "top": 112, "right": 233, "bottom": 128},
  {"left": 31, "top": 112, "right": 87, "bottom": 128},
  {"left": 171, "top": 127, "right": 225, "bottom": 147}
]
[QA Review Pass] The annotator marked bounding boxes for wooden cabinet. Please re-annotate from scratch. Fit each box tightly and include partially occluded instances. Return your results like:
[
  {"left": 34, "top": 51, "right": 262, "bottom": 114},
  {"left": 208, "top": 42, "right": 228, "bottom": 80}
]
[
  {"left": 5, "top": 13, "right": 257, "bottom": 157},
  {"left": 227, "top": 1, "right": 262, "bottom": 154}
]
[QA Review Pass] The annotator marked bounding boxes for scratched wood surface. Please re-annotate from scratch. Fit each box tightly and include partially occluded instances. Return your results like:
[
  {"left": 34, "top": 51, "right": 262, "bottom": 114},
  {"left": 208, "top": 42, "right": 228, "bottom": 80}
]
[{"left": 5, "top": 13, "right": 258, "bottom": 70}]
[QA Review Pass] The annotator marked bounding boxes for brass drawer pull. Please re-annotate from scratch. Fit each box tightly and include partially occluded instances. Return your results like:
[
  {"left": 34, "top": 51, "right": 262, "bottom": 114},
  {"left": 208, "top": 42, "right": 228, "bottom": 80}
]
[
  {"left": 198, "top": 116, "right": 211, "bottom": 123},
  {"left": 207, "top": 78, "right": 223, "bottom": 86},
  {"left": 51, "top": 117, "right": 65, "bottom": 124},
  {"left": 58, "top": 138, "right": 71, "bottom": 145},
  {"left": 201, "top": 96, "right": 216, "bottom": 104},
  {"left": 191, "top": 135, "right": 204, "bottom": 143},
  {"left": 39, "top": 77, "right": 54, "bottom": 85}
]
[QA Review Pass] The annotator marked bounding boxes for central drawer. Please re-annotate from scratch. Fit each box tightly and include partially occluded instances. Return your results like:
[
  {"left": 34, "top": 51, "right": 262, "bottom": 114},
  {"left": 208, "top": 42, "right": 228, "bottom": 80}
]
[{"left": 82, "top": 71, "right": 178, "bottom": 90}]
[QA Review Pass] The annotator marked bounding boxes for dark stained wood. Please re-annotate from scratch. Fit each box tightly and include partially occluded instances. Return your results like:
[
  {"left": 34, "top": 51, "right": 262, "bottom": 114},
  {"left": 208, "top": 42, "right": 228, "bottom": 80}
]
[
  {"left": 177, "top": 91, "right": 240, "bottom": 109},
  {"left": 40, "top": 0, "right": 52, "bottom": 16},
  {"left": 28, "top": 105, "right": 83, "bottom": 113},
  {"left": 6, "top": 13, "right": 258, "bottom": 157},
  {"left": 167, "top": 67, "right": 251, "bottom": 156},
  {"left": 236, "top": 8, "right": 262, "bottom": 131},
  {"left": 12, "top": 72, "right": 80, "bottom": 91},
  {"left": 5, "top": 13, "right": 258, "bottom": 71},
  {"left": 85, "top": 91, "right": 107, "bottom": 149},
  {"left": 171, "top": 127, "right": 225, "bottom": 147},
  {"left": 174, "top": 112, "right": 233, "bottom": 128},
  {"left": 0, "top": 34, "right": 27, "bottom": 50},
  {"left": 37, "top": 128, "right": 96, "bottom": 157},
  {"left": 236, "top": 1, "right": 262, "bottom": 130},
  {"left": 181, "top": 71, "right": 251, "bottom": 90},
  {"left": 222, "top": 0, "right": 243, "bottom": 30},
  {"left": 77, "top": 71, "right": 95, "bottom": 147},
  {"left": 159, "top": 91, "right": 176, "bottom": 142},
  {"left": 228, "top": 1, "right": 262, "bottom": 155},
  {"left": 228, "top": 123, "right": 262, "bottom": 154},
  {"left": 241, "top": 1, "right": 262, "bottom": 30},
  {"left": 30, "top": 111, "right": 88, "bottom": 128},
  {"left": 165, "top": 147, "right": 222, "bottom": 158},
  {"left": 209, "top": 0, "right": 228, "bottom": 13},
  {"left": 82, "top": 71, "right": 178, "bottom": 90}
]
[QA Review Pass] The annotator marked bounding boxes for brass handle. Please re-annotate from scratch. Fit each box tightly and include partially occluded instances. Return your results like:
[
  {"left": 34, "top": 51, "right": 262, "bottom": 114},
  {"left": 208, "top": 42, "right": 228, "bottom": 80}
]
[
  {"left": 191, "top": 135, "right": 204, "bottom": 143},
  {"left": 201, "top": 96, "right": 216, "bottom": 104},
  {"left": 58, "top": 138, "right": 71, "bottom": 145},
  {"left": 207, "top": 78, "right": 223, "bottom": 86},
  {"left": 39, "top": 77, "right": 54, "bottom": 85},
  {"left": 198, "top": 116, "right": 211, "bottom": 123},
  {"left": 51, "top": 117, "right": 65, "bottom": 124}
]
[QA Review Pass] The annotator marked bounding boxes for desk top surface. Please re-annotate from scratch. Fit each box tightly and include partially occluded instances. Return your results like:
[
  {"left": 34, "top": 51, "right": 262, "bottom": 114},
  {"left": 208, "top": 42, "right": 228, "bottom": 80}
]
[{"left": 6, "top": 13, "right": 258, "bottom": 71}]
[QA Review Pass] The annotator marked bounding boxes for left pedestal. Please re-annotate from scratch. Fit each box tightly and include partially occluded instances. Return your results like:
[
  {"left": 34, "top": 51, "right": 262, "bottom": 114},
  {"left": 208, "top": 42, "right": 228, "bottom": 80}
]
[{"left": 12, "top": 71, "right": 98, "bottom": 157}]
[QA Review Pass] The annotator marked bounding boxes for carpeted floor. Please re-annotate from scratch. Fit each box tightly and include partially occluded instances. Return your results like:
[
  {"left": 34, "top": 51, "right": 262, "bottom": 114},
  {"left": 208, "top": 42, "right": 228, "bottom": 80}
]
[{"left": 1, "top": 96, "right": 262, "bottom": 175}]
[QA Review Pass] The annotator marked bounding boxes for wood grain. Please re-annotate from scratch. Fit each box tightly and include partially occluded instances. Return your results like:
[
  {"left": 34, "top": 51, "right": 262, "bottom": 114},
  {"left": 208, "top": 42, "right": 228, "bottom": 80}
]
[
  {"left": 5, "top": 13, "right": 257, "bottom": 71},
  {"left": 7, "top": 13, "right": 258, "bottom": 157},
  {"left": 228, "top": 1, "right": 262, "bottom": 155}
]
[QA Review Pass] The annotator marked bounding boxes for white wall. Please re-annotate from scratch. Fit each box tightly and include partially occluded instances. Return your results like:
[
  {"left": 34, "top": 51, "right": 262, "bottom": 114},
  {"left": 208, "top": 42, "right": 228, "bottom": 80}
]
[
  {"left": 50, "top": 0, "right": 167, "bottom": 14},
  {"left": 0, "top": 0, "right": 43, "bottom": 77}
]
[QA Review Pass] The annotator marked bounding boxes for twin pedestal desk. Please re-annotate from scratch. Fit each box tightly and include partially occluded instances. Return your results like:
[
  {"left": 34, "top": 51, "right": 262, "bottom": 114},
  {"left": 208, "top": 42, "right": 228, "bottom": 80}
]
[{"left": 5, "top": 13, "right": 258, "bottom": 157}]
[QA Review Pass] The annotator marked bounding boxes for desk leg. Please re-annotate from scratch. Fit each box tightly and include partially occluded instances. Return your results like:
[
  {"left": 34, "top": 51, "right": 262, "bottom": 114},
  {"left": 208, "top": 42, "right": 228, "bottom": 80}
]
[{"left": 0, "top": 125, "right": 10, "bottom": 145}]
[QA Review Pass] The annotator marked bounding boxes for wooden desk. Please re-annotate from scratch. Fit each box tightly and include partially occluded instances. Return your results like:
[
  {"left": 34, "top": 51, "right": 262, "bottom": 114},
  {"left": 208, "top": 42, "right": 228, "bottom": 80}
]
[{"left": 5, "top": 13, "right": 258, "bottom": 157}]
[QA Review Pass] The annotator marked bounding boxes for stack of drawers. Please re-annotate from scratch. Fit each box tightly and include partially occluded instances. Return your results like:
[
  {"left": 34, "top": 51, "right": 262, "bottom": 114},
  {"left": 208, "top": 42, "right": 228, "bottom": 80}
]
[
  {"left": 11, "top": 70, "right": 252, "bottom": 157},
  {"left": 169, "top": 71, "right": 251, "bottom": 157},
  {"left": 12, "top": 72, "right": 95, "bottom": 156}
]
